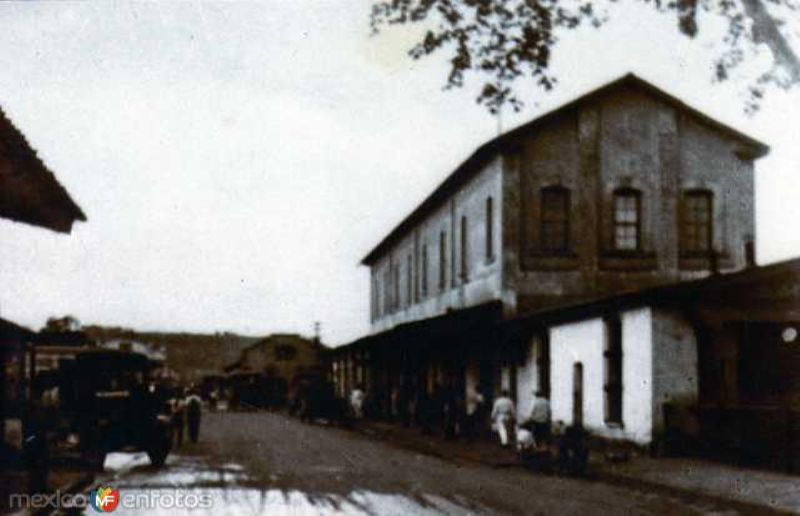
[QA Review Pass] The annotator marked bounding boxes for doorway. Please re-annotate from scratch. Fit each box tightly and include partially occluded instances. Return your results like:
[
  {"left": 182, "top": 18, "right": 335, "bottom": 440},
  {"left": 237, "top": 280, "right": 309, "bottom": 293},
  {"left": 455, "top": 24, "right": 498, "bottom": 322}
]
[{"left": 573, "top": 362, "right": 584, "bottom": 426}]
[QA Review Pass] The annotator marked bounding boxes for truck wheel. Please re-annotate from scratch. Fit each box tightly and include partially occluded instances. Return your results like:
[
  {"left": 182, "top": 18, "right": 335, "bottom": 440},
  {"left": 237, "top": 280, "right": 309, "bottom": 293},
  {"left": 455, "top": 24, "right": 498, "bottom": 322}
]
[
  {"left": 82, "top": 447, "right": 106, "bottom": 472},
  {"left": 148, "top": 446, "right": 169, "bottom": 467},
  {"left": 147, "top": 429, "right": 172, "bottom": 467}
]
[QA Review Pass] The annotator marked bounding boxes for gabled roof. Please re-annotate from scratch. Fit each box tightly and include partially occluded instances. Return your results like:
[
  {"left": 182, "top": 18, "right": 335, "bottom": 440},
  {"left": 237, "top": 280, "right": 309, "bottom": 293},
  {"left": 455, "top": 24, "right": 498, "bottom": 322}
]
[
  {"left": 361, "top": 73, "right": 769, "bottom": 266},
  {"left": 0, "top": 106, "right": 86, "bottom": 233},
  {"left": 242, "top": 333, "right": 322, "bottom": 353},
  {"left": 0, "top": 317, "right": 34, "bottom": 348}
]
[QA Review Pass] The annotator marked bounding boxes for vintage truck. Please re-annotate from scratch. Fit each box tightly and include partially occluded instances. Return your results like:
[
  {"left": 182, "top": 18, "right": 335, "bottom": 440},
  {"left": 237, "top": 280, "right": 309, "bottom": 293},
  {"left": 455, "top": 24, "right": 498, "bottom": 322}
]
[{"left": 52, "top": 348, "right": 173, "bottom": 469}]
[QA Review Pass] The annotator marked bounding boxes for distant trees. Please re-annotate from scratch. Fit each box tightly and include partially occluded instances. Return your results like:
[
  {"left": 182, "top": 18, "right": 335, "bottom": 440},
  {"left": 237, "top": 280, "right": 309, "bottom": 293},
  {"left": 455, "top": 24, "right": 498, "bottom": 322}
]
[
  {"left": 43, "top": 315, "right": 81, "bottom": 333},
  {"left": 370, "top": 0, "right": 800, "bottom": 113}
]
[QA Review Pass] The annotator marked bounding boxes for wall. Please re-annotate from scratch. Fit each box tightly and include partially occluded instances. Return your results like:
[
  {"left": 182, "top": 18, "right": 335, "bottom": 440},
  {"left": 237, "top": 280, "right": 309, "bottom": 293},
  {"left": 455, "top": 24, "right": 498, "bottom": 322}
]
[
  {"left": 369, "top": 156, "right": 504, "bottom": 333},
  {"left": 503, "top": 84, "right": 757, "bottom": 316},
  {"left": 650, "top": 307, "right": 699, "bottom": 433},
  {"left": 550, "top": 318, "right": 605, "bottom": 431},
  {"left": 515, "top": 334, "right": 544, "bottom": 418},
  {"left": 240, "top": 334, "right": 323, "bottom": 384},
  {"left": 549, "top": 308, "right": 654, "bottom": 444},
  {"left": 621, "top": 308, "right": 655, "bottom": 443}
]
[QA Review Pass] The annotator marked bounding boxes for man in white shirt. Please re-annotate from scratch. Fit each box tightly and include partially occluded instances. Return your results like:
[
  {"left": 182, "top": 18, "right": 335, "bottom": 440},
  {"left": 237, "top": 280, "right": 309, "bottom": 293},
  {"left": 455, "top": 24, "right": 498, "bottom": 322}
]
[
  {"left": 491, "top": 389, "right": 515, "bottom": 447},
  {"left": 350, "top": 385, "right": 365, "bottom": 419}
]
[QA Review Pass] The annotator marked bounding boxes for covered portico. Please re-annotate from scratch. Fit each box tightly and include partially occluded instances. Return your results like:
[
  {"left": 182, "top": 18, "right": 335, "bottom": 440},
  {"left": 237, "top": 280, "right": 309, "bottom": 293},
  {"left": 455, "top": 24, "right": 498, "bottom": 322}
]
[{"left": 331, "top": 301, "right": 523, "bottom": 423}]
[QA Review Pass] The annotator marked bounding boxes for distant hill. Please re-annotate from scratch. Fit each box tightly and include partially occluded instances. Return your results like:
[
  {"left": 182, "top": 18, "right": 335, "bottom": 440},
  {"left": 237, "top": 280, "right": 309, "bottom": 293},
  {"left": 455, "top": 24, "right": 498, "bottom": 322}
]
[{"left": 83, "top": 325, "right": 260, "bottom": 383}]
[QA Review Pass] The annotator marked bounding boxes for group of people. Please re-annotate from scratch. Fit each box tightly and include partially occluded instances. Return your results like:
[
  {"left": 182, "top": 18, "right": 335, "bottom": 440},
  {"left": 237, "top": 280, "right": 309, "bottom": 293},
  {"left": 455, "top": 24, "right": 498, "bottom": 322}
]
[
  {"left": 347, "top": 383, "right": 552, "bottom": 449},
  {"left": 168, "top": 388, "right": 204, "bottom": 446},
  {"left": 489, "top": 389, "right": 551, "bottom": 448}
]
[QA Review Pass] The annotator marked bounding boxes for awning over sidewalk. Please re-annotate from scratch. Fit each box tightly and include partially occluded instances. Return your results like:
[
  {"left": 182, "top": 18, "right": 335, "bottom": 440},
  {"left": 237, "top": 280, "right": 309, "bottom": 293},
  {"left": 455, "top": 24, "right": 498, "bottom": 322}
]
[{"left": 335, "top": 301, "right": 507, "bottom": 360}]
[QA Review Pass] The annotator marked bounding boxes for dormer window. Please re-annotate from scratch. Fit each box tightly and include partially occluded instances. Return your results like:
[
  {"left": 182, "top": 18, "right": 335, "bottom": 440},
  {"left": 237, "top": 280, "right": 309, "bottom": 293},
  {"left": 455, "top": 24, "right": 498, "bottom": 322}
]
[{"left": 613, "top": 188, "right": 642, "bottom": 251}]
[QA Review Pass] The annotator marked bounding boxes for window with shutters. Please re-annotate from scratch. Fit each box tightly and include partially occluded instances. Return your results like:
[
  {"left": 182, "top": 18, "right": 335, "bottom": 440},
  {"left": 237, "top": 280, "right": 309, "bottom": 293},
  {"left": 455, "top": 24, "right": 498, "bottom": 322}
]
[
  {"left": 613, "top": 188, "right": 642, "bottom": 251},
  {"left": 681, "top": 190, "right": 713, "bottom": 255},
  {"left": 540, "top": 186, "right": 570, "bottom": 253}
]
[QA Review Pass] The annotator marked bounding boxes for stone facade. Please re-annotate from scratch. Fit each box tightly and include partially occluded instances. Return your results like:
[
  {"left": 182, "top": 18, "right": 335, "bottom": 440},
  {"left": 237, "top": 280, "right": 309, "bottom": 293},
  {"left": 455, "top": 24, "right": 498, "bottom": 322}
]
[{"left": 365, "top": 75, "right": 766, "bottom": 333}]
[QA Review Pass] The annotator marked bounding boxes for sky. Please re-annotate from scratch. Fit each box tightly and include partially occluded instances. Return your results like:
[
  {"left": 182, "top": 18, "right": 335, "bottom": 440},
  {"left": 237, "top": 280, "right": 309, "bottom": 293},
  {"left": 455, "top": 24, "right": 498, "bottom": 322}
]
[{"left": 0, "top": 1, "right": 798, "bottom": 346}]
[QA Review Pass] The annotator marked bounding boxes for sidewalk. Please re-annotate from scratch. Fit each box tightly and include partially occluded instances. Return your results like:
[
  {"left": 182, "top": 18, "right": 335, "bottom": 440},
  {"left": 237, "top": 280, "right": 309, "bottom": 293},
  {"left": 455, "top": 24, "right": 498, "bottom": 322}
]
[
  {"left": 598, "top": 456, "right": 800, "bottom": 514},
  {"left": 352, "top": 419, "right": 800, "bottom": 514}
]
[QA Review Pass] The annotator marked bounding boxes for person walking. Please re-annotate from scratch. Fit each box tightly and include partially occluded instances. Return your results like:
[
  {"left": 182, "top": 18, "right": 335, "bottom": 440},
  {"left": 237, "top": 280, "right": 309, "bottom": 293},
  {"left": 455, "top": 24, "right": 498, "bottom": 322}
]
[
  {"left": 350, "top": 384, "right": 365, "bottom": 420},
  {"left": 529, "top": 390, "right": 551, "bottom": 446},
  {"left": 185, "top": 390, "right": 203, "bottom": 444},
  {"left": 491, "top": 389, "right": 515, "bottom": 447},
  {"left": 171, "top": 393, "right": 186, "bottom": 447}
]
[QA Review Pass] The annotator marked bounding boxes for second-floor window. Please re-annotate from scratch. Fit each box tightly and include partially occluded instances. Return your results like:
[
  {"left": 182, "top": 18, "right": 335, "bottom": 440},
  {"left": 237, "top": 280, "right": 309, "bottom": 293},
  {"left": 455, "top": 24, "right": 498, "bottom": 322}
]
[
  {"left": 613, "top": 188, "right": 642, "bottom": 251},
  {"left": 540, "top": 186, "right": 570, "bottom": 253},
  {"left": 421, "top": 243, "right": 428, "bottom": 297},
  {"left": 485, "top": 196, "right": 495, "bottom": 261},
  {"left": 406, "top": 254, "right": 413, "bottom": 306},
  {"left": 393, "top": 264, "right": 400, "bottom": 312},
  {"left": 383, "top": 268, "right": 391, "bottom": 315},
  {"left": 681, "top": 190, "right": 713, "bottom": 255},
  {"left": 275, "top": 345, "right": 297, "bottom": 362},
  {"left": 460, "top": 216, "right": 469, "bottom": 280},
  {"left": 439, "top": 230, "right": 447, "bottom": 291},
  {"left": 372, "top": 274, "right": 379, "bottom": 320}
]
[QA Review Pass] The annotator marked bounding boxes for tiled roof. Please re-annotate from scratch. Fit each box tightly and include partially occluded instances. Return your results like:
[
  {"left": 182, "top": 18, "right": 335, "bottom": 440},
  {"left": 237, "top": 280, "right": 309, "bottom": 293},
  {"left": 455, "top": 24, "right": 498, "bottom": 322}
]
[{"left": 0, "top": 106, "right": 86, "bottom": 233}]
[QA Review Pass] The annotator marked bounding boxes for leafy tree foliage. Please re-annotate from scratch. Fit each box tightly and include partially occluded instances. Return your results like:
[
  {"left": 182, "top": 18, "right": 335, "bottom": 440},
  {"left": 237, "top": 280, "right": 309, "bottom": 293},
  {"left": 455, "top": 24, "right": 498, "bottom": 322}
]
[{"left": 370, "top": 0, "right": 800, "bottom": 113}]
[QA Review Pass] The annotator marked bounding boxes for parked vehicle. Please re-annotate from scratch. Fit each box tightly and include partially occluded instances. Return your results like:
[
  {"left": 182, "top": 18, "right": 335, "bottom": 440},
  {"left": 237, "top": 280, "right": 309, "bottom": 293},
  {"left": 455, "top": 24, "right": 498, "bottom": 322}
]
[{"left": 57, "top": 348, "right": 173, "bottom": 469}]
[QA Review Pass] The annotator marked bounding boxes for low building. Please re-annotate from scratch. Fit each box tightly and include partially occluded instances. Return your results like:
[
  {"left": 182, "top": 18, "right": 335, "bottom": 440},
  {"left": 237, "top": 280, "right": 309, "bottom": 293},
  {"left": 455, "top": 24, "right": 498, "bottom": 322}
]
[
  {"left": 507, "top": 257, "right": 800, "bottom": 471},
  {"left": 0, "top": 105, "right": 85, "bottom": 466},
  {"left": 225, "top": 334, "right": 326, "bottom": 408}
]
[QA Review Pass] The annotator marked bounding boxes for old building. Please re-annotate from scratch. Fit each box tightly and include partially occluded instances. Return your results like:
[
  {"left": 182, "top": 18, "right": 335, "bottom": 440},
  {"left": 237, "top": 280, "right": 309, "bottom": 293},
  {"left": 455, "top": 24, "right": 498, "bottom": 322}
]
[
  {"left": 505, "top": 257, "right": 800, "bottom": 471},
  {"left": 332, "top": 74, "right": 774, "bottom": 443},
  {"left": 364, "top": 73, "right": 765, "bottom": 334},
  {"left": 0, "top": 105, "right": 85, "bottom": 477}
]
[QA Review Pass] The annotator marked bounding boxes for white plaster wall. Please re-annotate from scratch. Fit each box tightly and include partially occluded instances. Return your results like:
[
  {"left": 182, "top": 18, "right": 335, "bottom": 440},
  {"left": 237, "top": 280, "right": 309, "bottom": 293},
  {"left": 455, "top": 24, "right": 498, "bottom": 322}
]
[
  {"left": 550, "top": 318, "right": 606, "bottom": 430},
  {"left": 550, "top": 308, "right": 654, "bottom": 444},
  {"left": 621, "top": 307, "right": 654, "bottom": 443},
  {"left": 516, "top": 335, "right": 541, "bottom": 418},
  {"left": 369, "top": 157, "right": 504, "bottom": 334}
]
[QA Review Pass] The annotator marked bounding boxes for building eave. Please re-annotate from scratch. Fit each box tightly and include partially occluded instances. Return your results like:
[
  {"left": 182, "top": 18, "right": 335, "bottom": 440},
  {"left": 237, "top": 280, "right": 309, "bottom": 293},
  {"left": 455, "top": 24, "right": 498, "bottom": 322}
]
[
  {"left": 360, "top": 73, "right": 769, "bottom": 267},
  {"left": 0, "top": 106, "right": 87, "bottom": 233}
]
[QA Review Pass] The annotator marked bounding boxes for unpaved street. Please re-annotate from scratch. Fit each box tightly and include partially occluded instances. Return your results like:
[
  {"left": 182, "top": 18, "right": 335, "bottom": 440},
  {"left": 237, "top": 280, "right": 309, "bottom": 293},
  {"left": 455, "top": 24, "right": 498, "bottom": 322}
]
[{"left": 89, "top": 411, "right": 761, "bottom": 515}]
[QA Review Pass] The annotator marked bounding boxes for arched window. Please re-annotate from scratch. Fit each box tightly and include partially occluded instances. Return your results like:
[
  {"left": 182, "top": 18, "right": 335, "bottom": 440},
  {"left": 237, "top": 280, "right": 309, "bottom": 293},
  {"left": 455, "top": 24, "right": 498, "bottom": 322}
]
[
  {"left": 681, "top": 189, "right": 713, "bottom": 255},
  {"left": 613, "top": 188, "right": 642, "bottom": 251},
  {"left": 540, "top": 186, "right": 570, "bottom": 253}
]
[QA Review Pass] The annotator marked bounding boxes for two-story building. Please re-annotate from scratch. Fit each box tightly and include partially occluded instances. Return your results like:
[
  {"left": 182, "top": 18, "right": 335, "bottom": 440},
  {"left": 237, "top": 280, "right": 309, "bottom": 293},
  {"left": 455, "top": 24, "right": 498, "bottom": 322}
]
[{"left": 332, "top": 74, "right": 774, "bottom": 447}]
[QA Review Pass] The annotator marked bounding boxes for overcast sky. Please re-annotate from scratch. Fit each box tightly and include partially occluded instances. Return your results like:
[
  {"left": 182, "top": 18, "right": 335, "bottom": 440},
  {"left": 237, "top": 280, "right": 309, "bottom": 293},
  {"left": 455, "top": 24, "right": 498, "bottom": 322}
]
[{"left": 0, "top": 1, "right": 798, "bottom": 346}]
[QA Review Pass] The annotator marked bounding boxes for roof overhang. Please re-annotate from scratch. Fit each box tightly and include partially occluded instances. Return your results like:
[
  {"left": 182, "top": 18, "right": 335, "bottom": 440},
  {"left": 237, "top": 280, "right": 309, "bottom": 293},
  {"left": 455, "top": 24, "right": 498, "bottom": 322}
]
[{"left": 360, "top": 73, "right": 769, "bottom": 267}]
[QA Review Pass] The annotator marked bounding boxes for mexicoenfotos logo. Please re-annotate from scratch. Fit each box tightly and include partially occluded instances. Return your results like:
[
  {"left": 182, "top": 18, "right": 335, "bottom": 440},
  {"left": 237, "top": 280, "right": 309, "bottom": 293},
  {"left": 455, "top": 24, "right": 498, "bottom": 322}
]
[{"left": 89, "top": 487, "right": 120, "bottom": 513}]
